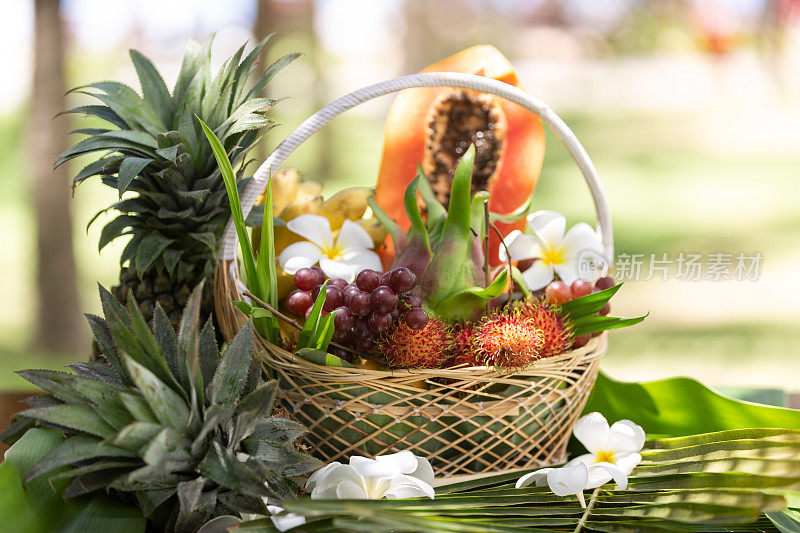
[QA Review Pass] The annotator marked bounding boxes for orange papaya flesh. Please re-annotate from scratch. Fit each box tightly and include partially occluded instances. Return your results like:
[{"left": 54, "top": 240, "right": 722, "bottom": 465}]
[{"left": 374, "top": 45, "right": 545, "bottom": 267}]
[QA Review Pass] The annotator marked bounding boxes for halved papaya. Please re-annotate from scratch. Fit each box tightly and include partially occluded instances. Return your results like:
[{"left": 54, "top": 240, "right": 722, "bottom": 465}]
[{"left": 374, "top": 45, "right": 546, "bottom": 267}]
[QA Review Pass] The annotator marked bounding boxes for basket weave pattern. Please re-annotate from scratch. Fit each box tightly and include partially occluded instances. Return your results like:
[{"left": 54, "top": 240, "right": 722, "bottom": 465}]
[
  {"left": 216, "top": 261, "right": 604, "bottom": 477},
  {"left": 214, "top": 73, "right": 614, "bottom": 477}
]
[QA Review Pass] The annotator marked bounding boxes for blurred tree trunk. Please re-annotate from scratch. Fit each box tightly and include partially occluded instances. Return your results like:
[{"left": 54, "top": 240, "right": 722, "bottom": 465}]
[
  {"left": 253, "top": 0, "right": 276, "bottom": 77},
  {"left": 29, "top": 0, "right": 84, "bottom": 353},
  {"left": 306, "top": 0, "right": 332, "bottom": 183},
  {"left": 253, "top": 0, "right": 332, "bottom": 182},
  {"left": 253, "top": 0, "right": 277, "bottom": 163},
  {"left": 403, "top": 0, "right": 434, "bottom": 72}
]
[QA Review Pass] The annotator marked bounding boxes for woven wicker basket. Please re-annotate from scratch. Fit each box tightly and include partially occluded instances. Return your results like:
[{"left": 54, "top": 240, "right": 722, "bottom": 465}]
[{"left": 214, "top": 72, "right": 614, "bottom": 477}]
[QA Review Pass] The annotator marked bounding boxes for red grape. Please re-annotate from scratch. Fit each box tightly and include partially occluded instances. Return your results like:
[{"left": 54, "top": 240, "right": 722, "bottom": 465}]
[
  {"left": 333, "top": 306, "right": 355, "bottom": 331},
  {"left": 400, "top": 294, "right": 422, "bottom": 310},
  {"left": 305, "top": 307, "right": 326, "bottom": 321},
  {"left": 380, "top": 271, "right": 392, "bottom": 286},
  {"left": 294, "top": 268, "right": 318, "bottom": 291},
  {"left": 545, "top": 281, "right": 572, "bottom": 305},
  {"left": 354, "top": 337, "right": 375, "bottom": 352},
  {"left": 368, "top": 311, "right": 393, "bottom": 333},
  {"left": 598, "top": 302, "right": 610, "bottom": 316},
  {"left": 286, "top": 290, "right": 313, "bottom": 315},
  {"left": 322, "top": 286, "right": 343, "bottom": 312},
  {"left": 570, "top": 280, "right": 593, "bottom": 298},
  {"left": 595, "top": 276, "right": 616, "bottom": 290},
  {"left": 390, "top": 308, "right": 401, "bottom": 321},
  {"left": 355, "top": 269, "right": 381, "bottom": 292},
  {"left": 370, "top": 286, "right": 398, "bottom": 313},
  {"left": 329, "top": 278, "right": 348, "bottom": 290},
  {"left": 330, "top": 346, "right": 353, "bottom": 363},
  {"left": 572, "top": 334, "right": 590, "bottom": 349},
  {"left": 333, "top": 328, "right": 353, "bottom": 342},
  {"left": 353, "top": 318, "right": 371, "bottom": 339},
  {"left": 311, "top": 284, "right": 323, "bottom": 300},
  {"left": 349, "top": 291, "right": 372, "bottom": 316},
  {"left": 343, "top": 285, "right": 359, "bottom": 306},
  {"left": 404, "top": 308, "right": 429, "bottom": 330},
  {"left": 389, "top": 267, "right": 416, "bottom": 294}
]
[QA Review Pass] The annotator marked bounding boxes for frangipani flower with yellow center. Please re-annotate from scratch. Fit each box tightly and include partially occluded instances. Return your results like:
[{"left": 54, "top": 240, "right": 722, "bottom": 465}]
[
  {"left": 499, "top": 210, "right": 605, "bottom": 290},
  {"left": 516, "top": 412, "right": 644, "bottom": 507},
  {"left": 277, "top": 214, "right": 382, "bottom": 282},
  {"left": 568, "top": 412, "right": 645, "bottom": 481},
  {"left": 306, "top": 451, "right": 435, "bottom": 500}
]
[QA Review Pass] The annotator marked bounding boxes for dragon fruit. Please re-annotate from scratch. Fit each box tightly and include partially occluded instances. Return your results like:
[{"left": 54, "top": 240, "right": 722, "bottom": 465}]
[{"left": 371, "top": 145, "right": 508, "bottom": 321}]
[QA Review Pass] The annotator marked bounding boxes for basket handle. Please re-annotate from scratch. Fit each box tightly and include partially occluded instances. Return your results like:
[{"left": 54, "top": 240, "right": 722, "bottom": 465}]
[{"left": 219, "top": 72, "right": 613, "bottom": 263}]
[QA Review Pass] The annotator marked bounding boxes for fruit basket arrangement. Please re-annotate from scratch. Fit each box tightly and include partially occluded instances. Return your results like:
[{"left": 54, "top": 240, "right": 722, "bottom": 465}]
[
  {"left": 4, "top": 37, "right": 800, "bottom": 533},
  {"left": 212, "top": 51, "right": 643, "bottom": 477}
]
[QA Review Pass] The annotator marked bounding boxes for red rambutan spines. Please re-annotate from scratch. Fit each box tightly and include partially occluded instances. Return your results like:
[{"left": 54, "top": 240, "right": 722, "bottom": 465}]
[
  {"left": 514, "top": 299, "right": 574, "bottom": 358},
  {"left": 473, "top": 310, "right": 544, "bottom": 369},
  {"left": 380, "top": 318, "right": 453, "bottom": 369},
  {"left": 447, "top": 322, "right": 482, "bottom": 367}
]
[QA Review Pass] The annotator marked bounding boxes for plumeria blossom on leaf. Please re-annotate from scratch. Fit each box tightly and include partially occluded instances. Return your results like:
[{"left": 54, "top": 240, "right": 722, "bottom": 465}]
[
  {"left": 278, "top": 214, "right": 383, "bottom": 282},
  {"left": 499, "top": 210, "right": 605, "bottom": 290},
  {"left": 567, "top": 412, "right": 644, "bottom": 487},
  {"left": 516, "top": 412, "right": 643, "bottom": 507},
  {"left": 266, "top": 505, "right": 306, "bottom": 532},
  {"left": 306, "top": 450, "right": 435, "bottom": 500}
]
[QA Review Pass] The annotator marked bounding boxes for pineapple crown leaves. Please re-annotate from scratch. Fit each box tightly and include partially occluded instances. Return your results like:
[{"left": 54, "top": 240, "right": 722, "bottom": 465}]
[
  {"left": 15, "top": 282, "right": 320, "bottom": 532},
  {"left": 56, "top": 34, "right": 300, "bottom": 282}
]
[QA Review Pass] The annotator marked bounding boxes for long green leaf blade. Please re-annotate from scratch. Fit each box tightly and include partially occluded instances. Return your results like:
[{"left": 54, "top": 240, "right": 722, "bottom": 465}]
[{"left": 198, "top": 117, "right": 260, "bottom": 296}]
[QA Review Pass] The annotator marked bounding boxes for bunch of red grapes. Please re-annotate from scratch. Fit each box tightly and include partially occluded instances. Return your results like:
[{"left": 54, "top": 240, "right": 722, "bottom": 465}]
[
  {"left": 542, "top": 276, "right": 616, "bottom": 349},
  {"left": 286, "top": 266, "right": 428, "bottom": 361}
]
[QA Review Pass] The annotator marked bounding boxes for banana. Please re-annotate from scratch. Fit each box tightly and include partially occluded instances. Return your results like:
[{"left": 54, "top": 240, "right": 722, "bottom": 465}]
[
  {"left": 356, "top": 217, "right": 389, "bottom": 249},
  {"left": 253, "top": 175, "right": 322, "bottom": 254},
  {"left": 318, "top": 187, "right": 371, "bottom": 231},
  {"left": 275, "top": 268, "right": 297, "bottom": 300},
  {"left": 266, "top": 169, "right": 301, "bottom": 215},
  {"left": 278, "top": 192, "right": 323, "bottom": 222}
]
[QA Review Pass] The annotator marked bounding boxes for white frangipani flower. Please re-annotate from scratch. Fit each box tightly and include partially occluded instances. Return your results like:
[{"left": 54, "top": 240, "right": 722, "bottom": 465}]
[
  {"left": 566, "top": 412, "right": 645, "bottom": 487},
  {"left": 306, "top": 451, "right": 435, "bottom": 500},
  {"left": 499, "top": 210, "right": 605, "bottom": 290},
  {"left": 515, "top": 412, "right": 643, "bottom": 507},
  {"left": 266, "top": 505, "right": 306, "bottom": 532},
  {"left": 278, "top": 214, "right": 383, "bottom": 282}
]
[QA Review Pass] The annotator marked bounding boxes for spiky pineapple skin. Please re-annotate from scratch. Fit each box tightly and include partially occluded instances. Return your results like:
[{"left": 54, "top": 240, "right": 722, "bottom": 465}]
[{"left": 113, "top": 266, "right": 211, "bottom": 328}]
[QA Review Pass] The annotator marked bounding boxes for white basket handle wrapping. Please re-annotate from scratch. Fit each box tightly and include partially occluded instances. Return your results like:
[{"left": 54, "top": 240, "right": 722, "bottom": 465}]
[{"left": 219, "top": 72, "right": 613, "bottom": 268}]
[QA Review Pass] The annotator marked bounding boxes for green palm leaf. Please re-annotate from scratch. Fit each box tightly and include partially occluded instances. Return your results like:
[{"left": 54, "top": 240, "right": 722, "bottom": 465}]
[{"left": 267, "top": 428, "right": 799, "bottom": 532}]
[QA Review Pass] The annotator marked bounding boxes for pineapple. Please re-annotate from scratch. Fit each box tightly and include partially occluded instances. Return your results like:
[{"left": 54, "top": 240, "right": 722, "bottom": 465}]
[
  {"left": 11, "top": 283, "right": 319, "bottom": 532},
  {"left": 56, "top": 36, "right": 299, "bottom": 327}
]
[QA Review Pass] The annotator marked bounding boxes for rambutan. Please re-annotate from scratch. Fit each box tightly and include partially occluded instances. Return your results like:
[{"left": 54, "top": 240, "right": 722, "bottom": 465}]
[
  {"left": 447, "top": 322, "right": 482, "bottom": 367},
  {"left": 380, "top": 318, "right": 453, "bottom": 369},
  {"left": 515, "top": 298, "right": 574, "bottom": 358},
  {"left": 473, "top": 310, "right": 544, "bottom": 369}
]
